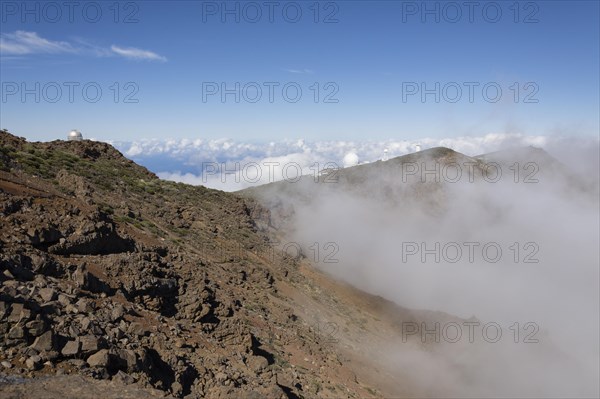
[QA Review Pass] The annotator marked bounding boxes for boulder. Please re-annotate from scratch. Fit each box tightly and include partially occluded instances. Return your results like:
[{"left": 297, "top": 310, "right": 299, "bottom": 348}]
[
  {"left": 30, "top": 331, "right": 54, "bottom": 352},
  {"left": 115, "top": 349, "right": 138, "bottom": 372},
  {"left": 80, "top": 335, "right": 104, "bottom": 354},
  {"left": 87, "top": 349, "right": 111, "bottom": 368},
  {"left": 38, "top": 287, "right": 57, "bottom": 302},
  {"left": 25, "top": 319, "right": 46, "bottom": 336},
  {"left": 128, "top": 322, "right": 148, "bottom": 337},
  {"left": 7, "top": 325, "right": 25, "bottom": 339},
  {"left": 76, "top": 298, "right": 95, "bottom": 313},
  {"left": 61, "top": 340, "right": 81, "bottom": 357},
  {"left": 8, "top": 303, "right": 31, "bottom": 322}
]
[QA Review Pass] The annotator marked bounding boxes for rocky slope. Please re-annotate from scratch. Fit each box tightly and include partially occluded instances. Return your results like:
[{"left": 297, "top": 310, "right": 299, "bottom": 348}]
[{"left": 0, "top": 131, "right": 450, "bottom": 398}]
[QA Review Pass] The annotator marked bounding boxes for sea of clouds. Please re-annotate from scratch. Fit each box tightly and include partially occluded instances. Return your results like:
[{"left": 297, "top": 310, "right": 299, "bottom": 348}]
[
  {"left": 276, "top": 139, "right": 600, "bottom": 397},
  {"left": 109, "top": 133, "right": 599, "bottom": 192}
]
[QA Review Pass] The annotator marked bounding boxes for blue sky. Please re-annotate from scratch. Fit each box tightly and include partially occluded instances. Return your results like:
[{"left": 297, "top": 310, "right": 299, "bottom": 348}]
[{"left": 1, "top": 0, "right": 598, "bottom": 142}]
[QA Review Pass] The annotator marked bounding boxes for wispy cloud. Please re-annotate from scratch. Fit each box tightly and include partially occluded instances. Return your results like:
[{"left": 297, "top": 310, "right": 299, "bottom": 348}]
[
  {"left": 284, "top": 68, "right": 314, "bottom": 74},
  {"left": 0, "top": 31, "right": 75, "bottom": 55},
  {"left": 110, "top": 45, "right": 167, "bottom": 62},
  {"left": 0, "top": 31, "right": 166, "bottom": 62}
]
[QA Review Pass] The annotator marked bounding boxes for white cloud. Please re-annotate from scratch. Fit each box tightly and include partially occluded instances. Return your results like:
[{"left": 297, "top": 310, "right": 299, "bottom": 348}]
[
  {"left": 110, "top": 45, "right": 167, "bottom": 62},
  {"left": 124, "top": 142, "right": 145, "bottom": 157},
  {"left": 0, "top": 31, "right": 75, "bottom": 55},
  {"left": 157, "top": 171, "right": 206, "bottom": 186},
  {"left": 0, "top": 31, "right": 166, "bottom": 62}
]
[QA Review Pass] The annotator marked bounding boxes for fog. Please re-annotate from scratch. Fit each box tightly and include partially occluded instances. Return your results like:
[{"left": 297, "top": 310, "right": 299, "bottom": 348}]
[{"left": 277, "top": 143, "right": 599, "bottom": 397}]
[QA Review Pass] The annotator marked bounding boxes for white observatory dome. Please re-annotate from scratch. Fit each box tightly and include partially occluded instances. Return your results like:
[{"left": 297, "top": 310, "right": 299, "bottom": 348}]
[
  {"left": 343, "top": 152, "right": 359, "bottom": 168},
  {"left": 67, "top": 129, "right": 83, "bottom": 141}
]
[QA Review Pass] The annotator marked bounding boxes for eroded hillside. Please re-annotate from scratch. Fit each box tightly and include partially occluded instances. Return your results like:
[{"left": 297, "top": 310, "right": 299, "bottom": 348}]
[{"left": 0, "top": 131, "right": 441, "bottom": 398}]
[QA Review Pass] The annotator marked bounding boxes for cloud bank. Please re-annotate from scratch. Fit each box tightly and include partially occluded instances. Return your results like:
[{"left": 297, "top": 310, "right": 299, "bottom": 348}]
[
  {"left": 110, "top": 133, "right": 599, "bottom": 192},
  {"left": 270, "top": 143, "right": 599, "bottom": 397}
]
